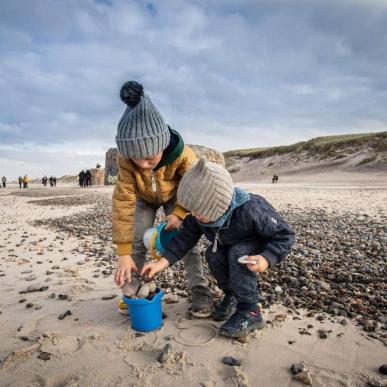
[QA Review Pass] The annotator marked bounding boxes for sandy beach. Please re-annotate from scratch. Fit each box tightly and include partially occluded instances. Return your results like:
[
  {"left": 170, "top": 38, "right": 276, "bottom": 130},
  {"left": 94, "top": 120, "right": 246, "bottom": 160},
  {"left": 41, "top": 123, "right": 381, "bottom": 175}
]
[{"left": 0, "top": 176, "right": 386, "bottom": 387}]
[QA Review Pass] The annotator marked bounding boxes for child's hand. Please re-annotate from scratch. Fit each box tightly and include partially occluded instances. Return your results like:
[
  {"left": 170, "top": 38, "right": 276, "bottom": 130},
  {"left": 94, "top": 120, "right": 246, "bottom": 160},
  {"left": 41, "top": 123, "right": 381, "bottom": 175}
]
[
  {"left": 115, "top": 255, "right": 138, "bottom": 286},
  {"left": 141, "top": 258, "right": 170, "bottom": 279},
  {"left": 246, "top": 255, "right": 269, "bottom": 273},
  {"left": 164, "top": 214, "right": 182, "bottom": 230}
]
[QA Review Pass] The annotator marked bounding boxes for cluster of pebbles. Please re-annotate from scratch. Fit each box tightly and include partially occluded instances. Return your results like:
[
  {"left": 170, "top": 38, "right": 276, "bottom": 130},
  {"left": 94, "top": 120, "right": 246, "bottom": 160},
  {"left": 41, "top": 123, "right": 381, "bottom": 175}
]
[
  {"left": 260, "top": 209, "right": 386, "bottom": 341},
  {"left": 31, "top": 190, "right": 386, "bottom": 342}
]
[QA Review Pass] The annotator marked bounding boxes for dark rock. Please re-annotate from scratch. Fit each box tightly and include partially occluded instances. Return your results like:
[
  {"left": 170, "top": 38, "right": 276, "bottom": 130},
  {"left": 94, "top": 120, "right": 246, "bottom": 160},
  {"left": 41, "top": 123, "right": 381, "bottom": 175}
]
[
  {"left": 157, "top": 344, "right": 172, "bottom": 364},
  {"left": 101, "top": 294, "right": 117, "bottom": 300},
  {"left": 318, "top": 330, "right": 328, "bottom": 339},
  {"left": 290, "top": 363, "right": 305, "bottom": 375},
  {"left": 222, "top": 356, "right": 241, "bottom": 367},
  {"left": 37, "top": 352, "right": 51, "bottom": 361},
  {"left": 58, "top": 310, "right": 72, "bottom": 320},
  {"left": 379, "top": 364, "right": 387, "bottom": 375},
  {"left": 164, "top": 335, "right": 173, "bottom": 341}
]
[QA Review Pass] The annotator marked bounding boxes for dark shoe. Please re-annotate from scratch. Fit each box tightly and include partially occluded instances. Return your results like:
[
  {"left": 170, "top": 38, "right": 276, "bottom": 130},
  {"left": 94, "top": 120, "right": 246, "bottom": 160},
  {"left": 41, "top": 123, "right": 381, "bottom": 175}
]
[
  {"left": 211, "top": 294, "right": 236, "bottom": 321},
  {"left": 219, "top": 309, "right": 266, "bottom": 338},
  {"left": 191, "top": 285, "right": 212, "bottom": 318}
]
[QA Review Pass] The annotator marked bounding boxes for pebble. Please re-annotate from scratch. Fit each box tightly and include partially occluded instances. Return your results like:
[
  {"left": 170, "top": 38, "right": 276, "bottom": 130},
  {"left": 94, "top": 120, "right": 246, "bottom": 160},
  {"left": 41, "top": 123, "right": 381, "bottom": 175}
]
[
  {"left": 25, "top": 274, "right": 37, "bottom": 281},
  {"left": 318, "top": 330, "right": 328, "bottom": 339},
  {"left": 20, "top": 285, "right": 48, "bottom": 294},
  {"left": 222, "top": 356, "right": 241, "bottom": 367},
  {"left": 294, "top": 370, "right": 312, "bottom": 385},
  {"left": 165, "top": 294, "right": 179, "bottom": 304},
  {"left": 37, "top": 352, "right": 51, "bottom": 361},
  {"left": 274, "top": 285, "right": 282, "bottom": 294},
  {"left": 101, "top": 294, "right": 117, "bottom": 300},
  {"left": 164, "top": 335, "right": 174, "bottom": 341},
  {"left": 148, "top": 282, "right": 157, "bottom": 293},
  {"left": 379, "top": 364, "right": 387, "bottom": 375},
  {"left": 157, "top": 343, "right": 172, "bottom": 364},
  {"left": 58, "top": 310, "right": 72, "bottom": 320},
  {"left": 136, "top": 284, "right": 150, "bottom": 299},
  {"left": 290, "top": 363, "right": 305, "bottom": 375}
]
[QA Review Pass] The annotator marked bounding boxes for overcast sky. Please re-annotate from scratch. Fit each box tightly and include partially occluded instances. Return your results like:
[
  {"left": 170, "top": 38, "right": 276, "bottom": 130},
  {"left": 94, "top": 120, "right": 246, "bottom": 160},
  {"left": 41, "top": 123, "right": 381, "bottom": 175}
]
[{"left": 1, "top": 0, "right": 387, "bottom": 178}]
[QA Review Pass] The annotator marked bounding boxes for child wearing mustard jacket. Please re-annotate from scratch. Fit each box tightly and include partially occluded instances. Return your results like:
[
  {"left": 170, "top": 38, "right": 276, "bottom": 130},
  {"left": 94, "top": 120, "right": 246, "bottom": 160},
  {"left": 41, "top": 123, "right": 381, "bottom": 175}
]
[{"left": 112, "top": 81, "right": 211, "bottom": 317}]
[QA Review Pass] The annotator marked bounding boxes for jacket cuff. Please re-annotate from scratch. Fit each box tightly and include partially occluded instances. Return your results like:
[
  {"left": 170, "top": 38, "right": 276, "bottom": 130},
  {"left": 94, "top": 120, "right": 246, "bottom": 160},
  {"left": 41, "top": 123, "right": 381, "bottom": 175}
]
[
  {"left": 172, "top": 205, "right": 189, "bottom": 220},
  {"left": 117, "top": 243, "right": 132, "bottom": 256},
  {"left": 260, "top": 249, "right": 279, "bottom": 267},
  {"left": 163, "top": 249, "right": 180, "bottom": 266}
]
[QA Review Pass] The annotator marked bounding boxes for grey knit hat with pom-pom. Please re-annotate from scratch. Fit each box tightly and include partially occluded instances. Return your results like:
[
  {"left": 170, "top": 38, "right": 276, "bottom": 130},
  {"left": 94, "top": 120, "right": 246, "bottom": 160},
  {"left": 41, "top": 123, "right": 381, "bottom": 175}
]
[
  {"left": 116, "top": 81, "right": 170, "bottom": 159},
  {"left": 177, "top": 158, "right": 234, "bottom": 222}
]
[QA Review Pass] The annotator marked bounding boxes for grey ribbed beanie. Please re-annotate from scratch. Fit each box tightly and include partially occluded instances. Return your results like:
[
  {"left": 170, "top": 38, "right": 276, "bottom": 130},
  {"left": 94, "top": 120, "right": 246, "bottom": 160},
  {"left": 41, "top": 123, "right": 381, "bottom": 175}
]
[
  {"left": 116, "top": 81, "right": 170, "bottom": 159},
  {"left": 177, "top": 158, "right": 234, "bottom": 222}
]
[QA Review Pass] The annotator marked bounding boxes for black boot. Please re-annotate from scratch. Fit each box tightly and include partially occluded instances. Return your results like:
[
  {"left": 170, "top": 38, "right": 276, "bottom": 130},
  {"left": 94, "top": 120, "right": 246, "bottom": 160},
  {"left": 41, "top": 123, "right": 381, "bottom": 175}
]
[
  {"left": 219, "top": 308, "right": 266, "bottom": 338},
  {"left": 211, "top": 293, "right": 236, "bottom": 321},
  {"left": 191, "top": 285, "right": 212, "bottom": 318}
]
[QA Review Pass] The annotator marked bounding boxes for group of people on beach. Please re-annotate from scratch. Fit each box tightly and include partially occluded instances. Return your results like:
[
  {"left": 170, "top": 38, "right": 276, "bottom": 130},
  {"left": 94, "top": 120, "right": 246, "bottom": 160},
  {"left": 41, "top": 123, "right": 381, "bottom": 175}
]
[
  {"left": 79, "top": 170, "right": 92, "bottom": 187},
  {"left": 112, "top": 81, "right": 295, "bottom": 339},
  {"left": 41, "top": 176, "right": 57, "bottom": 187},
  {"left": 0, "top": 175, "right": 29, "bottom": 189},
  {"left": 0, "top": 175, "right": 58, "bottom": 189}
]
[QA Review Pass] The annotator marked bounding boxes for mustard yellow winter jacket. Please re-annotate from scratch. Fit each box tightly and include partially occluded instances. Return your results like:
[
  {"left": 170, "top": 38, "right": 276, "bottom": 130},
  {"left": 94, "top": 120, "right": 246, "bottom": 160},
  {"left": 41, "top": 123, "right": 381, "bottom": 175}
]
[{"left": 112, "top": 144, "right": 197, "bottom": 255}]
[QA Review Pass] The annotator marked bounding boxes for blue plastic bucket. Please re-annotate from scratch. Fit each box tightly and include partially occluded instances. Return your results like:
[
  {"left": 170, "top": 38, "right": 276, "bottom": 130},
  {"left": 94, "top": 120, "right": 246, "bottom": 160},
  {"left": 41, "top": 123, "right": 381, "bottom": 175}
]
[
  {"left": 123, "top": 288, "right": 164, "bottom": 332},
  {"left": 154, "top": 222, "right": 179, "bottom": 254}
]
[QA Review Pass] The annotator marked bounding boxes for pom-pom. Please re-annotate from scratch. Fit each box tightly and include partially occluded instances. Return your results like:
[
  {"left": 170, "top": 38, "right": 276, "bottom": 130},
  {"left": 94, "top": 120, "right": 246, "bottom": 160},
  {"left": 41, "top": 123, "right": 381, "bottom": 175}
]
[{"left": 120, "top": 81, "right": 144, "bottom": 107}]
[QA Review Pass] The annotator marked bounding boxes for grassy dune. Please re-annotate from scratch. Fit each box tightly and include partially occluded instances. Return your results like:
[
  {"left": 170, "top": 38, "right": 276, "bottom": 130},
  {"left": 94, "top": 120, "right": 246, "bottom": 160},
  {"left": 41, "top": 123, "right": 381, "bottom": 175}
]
[{"left": 224, "top": 131, "right": 387, "bottom": 161}]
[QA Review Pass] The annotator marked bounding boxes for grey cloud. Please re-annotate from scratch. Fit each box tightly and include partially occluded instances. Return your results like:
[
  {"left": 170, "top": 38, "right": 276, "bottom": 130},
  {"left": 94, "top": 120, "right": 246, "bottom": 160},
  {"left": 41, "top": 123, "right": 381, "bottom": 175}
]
[{"left": 0, "top": 0, "right": 386, "bottom": 177}]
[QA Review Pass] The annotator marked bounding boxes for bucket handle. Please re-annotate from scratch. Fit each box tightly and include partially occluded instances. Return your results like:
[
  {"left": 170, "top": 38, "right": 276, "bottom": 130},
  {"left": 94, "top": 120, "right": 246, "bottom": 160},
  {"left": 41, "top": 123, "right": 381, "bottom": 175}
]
[{"left": 149, "top": 229, "right": 162, "bottom": 261}]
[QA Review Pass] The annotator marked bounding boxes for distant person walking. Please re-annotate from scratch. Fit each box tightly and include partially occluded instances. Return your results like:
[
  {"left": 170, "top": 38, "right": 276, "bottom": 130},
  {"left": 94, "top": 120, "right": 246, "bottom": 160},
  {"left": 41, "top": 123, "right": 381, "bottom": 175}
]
[
  {"left": 18, "top": 176, "right": 23, "bottom": 189},
  {"left": 85, "top": 170, "right": 92, "bottom": 186},
  {"left": 1, "top": 176, "right": 6, "bottom": 188},
  {"left": 53, "top": 176, "right": 57, "bottom": 186},
  {"left": 42, "top": 176, "right": 48, "bottom": 186},
  {"left": 272, "top": 174, "right": 279, "bottom": 184},
  {"left": 79, "top": 170, "right": 85, "bottom": 187},
  {"left": 23, "top": 175, "right": 29, "bottom": 189},
  {"left": 49, "top": 176, "right": 54, "bottom": 187}
]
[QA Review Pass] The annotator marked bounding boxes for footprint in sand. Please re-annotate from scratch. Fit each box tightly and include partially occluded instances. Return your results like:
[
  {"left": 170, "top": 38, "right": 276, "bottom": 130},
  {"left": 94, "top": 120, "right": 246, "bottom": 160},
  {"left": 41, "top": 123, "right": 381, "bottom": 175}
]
[{"left": 39, "top": 332, "right": 84, "bottom": 357}]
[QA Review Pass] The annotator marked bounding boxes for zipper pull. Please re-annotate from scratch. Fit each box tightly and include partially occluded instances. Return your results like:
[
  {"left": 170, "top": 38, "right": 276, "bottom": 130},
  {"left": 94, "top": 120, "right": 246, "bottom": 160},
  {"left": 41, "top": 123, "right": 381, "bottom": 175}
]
[
  {"left": 212, "top": 230, "right": 219, "bottom": 253},
  {"left": 151, "top": 173, "right": 157, "bottom": 192}
]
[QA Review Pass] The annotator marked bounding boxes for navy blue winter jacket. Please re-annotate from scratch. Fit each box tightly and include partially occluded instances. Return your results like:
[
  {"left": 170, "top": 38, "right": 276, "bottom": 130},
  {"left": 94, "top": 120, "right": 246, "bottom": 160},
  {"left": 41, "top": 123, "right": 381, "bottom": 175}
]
[{"left": 163, "top": 194, "right": 295, "bottom": 266}]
